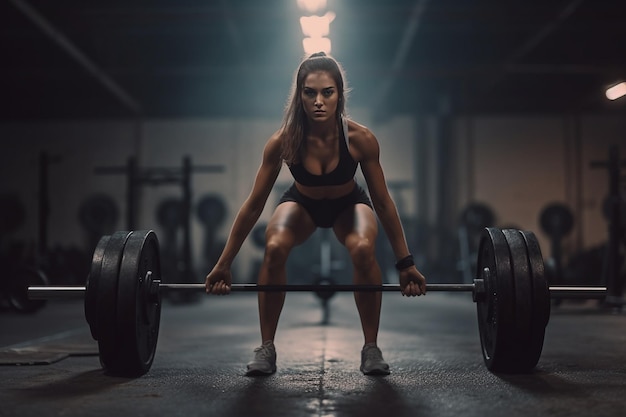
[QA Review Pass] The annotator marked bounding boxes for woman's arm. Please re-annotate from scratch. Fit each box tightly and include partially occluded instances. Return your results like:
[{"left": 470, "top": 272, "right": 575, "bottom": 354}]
[
  {"left": 352, "top": 123, "right": 426, "bottom": 296},
  {"left": 206, "top": 131, "right": 283, "bottom": 293}
]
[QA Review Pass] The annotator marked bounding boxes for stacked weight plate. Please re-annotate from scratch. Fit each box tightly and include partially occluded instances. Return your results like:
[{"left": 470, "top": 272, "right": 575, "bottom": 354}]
[
  {"left": 476, "top": 228, "right": 551, "bottom": 373},
  {"left": 85, "top": 230, "right": 162, "bottom": 377}
]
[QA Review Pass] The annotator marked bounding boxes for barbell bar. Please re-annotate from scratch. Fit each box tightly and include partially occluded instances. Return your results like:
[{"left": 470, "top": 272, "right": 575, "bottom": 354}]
[
  {"left": 25, "top": 228, "right": 611, "bottom": 378},
  {"left": 28, "top": 282, "right": 608, "bottom": 299}
]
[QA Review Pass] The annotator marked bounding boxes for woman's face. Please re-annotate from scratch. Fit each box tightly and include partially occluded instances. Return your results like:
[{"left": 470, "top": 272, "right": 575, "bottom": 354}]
[{"left": 301, "top": 70, "right": 340, "bottom": 124}]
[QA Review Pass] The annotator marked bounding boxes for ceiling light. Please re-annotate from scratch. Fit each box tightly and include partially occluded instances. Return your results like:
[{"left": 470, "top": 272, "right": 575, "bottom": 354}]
[
  {"left": 297, "top": 0, "right": 327, "bottom": 14},
  {"left": 303, "top": 37, "right": 332, "bottom": 55},
  {"left": 300, "top": 12, "right": 335, "bottom": 37},
  {"left": 606, "top": 82, "right": 626, "bottom": 101}
]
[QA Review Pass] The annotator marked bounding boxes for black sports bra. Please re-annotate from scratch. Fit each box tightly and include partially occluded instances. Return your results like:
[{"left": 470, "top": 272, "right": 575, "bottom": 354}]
[{"left": 288, "top": 118, "right": 358, "bottom": 187}]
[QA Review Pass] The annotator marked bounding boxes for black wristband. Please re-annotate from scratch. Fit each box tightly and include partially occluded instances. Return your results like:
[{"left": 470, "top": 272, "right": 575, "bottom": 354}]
[{"left": 395, "top": 254, "right": 414, "bottom": 271}]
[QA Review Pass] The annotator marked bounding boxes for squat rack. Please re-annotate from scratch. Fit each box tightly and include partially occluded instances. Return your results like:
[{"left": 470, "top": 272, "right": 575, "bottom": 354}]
[{"left": 94, "top": 156, "right": 224, "bottom": 284}]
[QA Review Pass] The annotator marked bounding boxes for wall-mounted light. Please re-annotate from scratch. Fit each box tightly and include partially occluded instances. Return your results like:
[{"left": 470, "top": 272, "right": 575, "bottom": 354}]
[{"left": 605, "top": 82, "right": 626, "bottom": 101}]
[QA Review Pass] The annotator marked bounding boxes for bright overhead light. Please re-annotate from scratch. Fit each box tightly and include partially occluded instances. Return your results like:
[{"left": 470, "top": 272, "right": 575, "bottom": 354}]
[
  {"left": 297, "top": 0, "right": 327, "bottom": 14},
  {"left": 303, "top": 37, "right": 332, "bottom": 55},
  {"left": 300, "top": 12, "right": 335, "bottom": 37},
  {"left": 605, "top": 82, "right": 626, "bottom": 101}
]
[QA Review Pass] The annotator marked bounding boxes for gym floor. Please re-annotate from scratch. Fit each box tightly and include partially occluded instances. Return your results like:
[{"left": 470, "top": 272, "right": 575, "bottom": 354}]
[{"left": 1, "top": 292, "right": 625, "bottom": 417}]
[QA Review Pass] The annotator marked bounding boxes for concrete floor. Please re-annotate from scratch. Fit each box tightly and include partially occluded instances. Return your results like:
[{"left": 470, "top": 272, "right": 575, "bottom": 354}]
[{"left": 1, "top": 292, "right": 625, "bottom": 417}]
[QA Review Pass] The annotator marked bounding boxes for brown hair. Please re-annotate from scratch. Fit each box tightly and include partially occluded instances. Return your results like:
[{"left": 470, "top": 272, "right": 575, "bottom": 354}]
[{"left": 280, "top": 52, "right": 349, "bottom": 164}]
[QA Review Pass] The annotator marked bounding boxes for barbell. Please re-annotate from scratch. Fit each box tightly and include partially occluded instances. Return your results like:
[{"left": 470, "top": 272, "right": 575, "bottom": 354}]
[{"left": 27, "top": 228, "right": 607, "bottom": 377}]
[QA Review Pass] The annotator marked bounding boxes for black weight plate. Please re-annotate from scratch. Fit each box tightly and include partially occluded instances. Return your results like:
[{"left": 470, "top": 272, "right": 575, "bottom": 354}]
[
  {"left": 96, "top": 231, "right": 132, "bottom": 373},
  {"left": 111, "top": 230, "right": 162, "bottom": 377},
  {"left": 460, "top": 203, "right": 495, "bottom": 232},
  {"left": 312, "top": 275, "right": 337, "bottom": 301},
  {"left": 85, "top": 235, "right": 110, "bottom": 340},
  {"left": 196, "top": 194, "right": 226, "bottom": 227},
  {"left": 539, "top": 203, "right": 574, "bottom": 238},
  {"left": 475, "top": 227, "right": 515, "bottom": 372},
  {"left": 78, "top": 194, "right": 119, "bottom": 235},
  {"left": 502, "top": 229, "right": 534, "bottom": 372},
  {"left": 9, "top": 266, "right": 49, "bottom": 314},
  {"left": 519, "top": 230, "right": 551, "bottom": 370},
  {"left": 156, "top": 198, "right": 183, "bottom": 228}
]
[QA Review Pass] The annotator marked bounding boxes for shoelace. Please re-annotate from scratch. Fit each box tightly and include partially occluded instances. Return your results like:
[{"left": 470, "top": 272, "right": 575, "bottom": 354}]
[
  {"left": 253, "top": 344, "right": 274, "bottom": 360},
  {"left": 363, "top": 346, "right": 383, "bottom": 361}
]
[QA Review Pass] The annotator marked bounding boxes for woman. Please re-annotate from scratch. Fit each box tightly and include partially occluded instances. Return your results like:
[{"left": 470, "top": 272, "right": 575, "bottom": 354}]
[{"left": 205, "top": 52, "right": 426, "bottom": 376}]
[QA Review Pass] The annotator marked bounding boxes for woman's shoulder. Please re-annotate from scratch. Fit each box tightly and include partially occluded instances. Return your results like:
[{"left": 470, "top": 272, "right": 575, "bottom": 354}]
[
  {"left": 262, "top": 129, "right": 286, "bottom": 158},
  {"left": 343, "top": 118, "right": 379, "bottom": 161},
  {"left": 269, "top": 128, "right": 285, "bottom": 142},
  {"left": 345, "top": 118, "right": 377, "bottom": 145}
]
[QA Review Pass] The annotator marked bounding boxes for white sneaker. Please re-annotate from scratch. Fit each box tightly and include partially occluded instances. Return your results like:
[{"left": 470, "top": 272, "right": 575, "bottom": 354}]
[
  {"left": 360, "top": 343, "right": 390, "bottom": 375},
  {"left": 246, "top": 341, "right": 277, "bottom": 376}
]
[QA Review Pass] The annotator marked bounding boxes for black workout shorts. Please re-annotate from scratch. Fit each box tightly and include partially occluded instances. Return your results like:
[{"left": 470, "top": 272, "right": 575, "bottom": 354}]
[{"left": 278, "top": 182, "right": 373, "bottom": 228}]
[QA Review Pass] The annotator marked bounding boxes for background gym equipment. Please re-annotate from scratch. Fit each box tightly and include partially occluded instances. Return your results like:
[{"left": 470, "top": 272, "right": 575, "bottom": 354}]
[
  {"left": 457, "top": 203, "right": 496, "bottom": 284},
  {"left": 0, "top": 153, "right": 88, "bottom": 313},
  {"left": 1, "top": 262, "right": 49, "bottom": 314},
  {"left": 78, "top": 193, "right": 120, "bottom": 258},
  {"left": 95, "top": 156, "right": 225, "bottom": 303},
  {"left": 0, "top": 192, "right": 43, "bottom": 313},
  {"left": 35, "top": 152, "right": 92, "bottom": 287},
  {"left": 590, "top": 145, "right": 625, "bottom": 307},
  {"left": 195, "top": 194, "right": 227, "bottom": 274},
  {"left": 27, "top": 228, "right": 608, "bottom": 377},
  {"left": 311, "top": 228, "right": 344, "bottom": 324},
  {"left": 539, "top": 202, "right": 574, "bottom": 292},
  {"left": 94, "top": 155, "right": 224, "bottom": 230}
]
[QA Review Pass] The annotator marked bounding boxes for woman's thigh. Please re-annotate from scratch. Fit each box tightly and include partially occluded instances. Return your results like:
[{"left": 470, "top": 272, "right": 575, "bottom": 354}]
[
  {"left": 265, "top": 201, "right": 317, "bottom": 247},
  {"left": 332, "top": 203, "right": 378, "bottom": 246}
]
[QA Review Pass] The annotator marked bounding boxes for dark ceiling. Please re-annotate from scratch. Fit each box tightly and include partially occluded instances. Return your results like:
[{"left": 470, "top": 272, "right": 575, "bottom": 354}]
[{"left": 2, "top": 0, "right": 626, "bottom": 121}]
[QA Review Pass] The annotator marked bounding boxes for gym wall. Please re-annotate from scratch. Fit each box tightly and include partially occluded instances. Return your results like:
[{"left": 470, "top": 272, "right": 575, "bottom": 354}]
[{"left": 0, "top": 112, "right": 622, "bottom": 282}]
